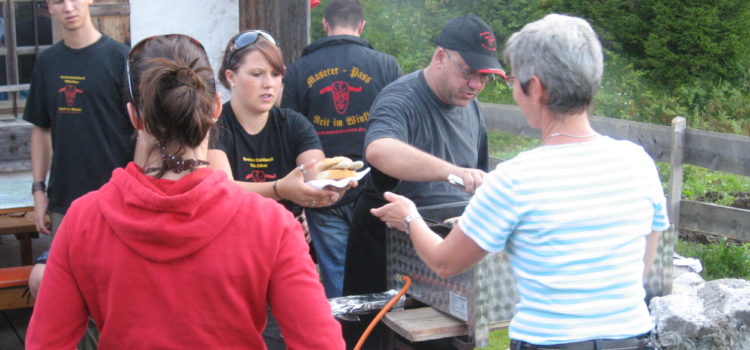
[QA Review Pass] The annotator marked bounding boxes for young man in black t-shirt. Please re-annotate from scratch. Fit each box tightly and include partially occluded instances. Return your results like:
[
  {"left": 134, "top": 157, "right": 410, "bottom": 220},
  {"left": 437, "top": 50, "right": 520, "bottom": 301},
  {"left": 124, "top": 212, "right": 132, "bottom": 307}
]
[
  {"left": 25, "top": 0, "right": 132, "bottom": 237},
  {"left": 24, "top": 5, "right": 133, "bottom": 348}
]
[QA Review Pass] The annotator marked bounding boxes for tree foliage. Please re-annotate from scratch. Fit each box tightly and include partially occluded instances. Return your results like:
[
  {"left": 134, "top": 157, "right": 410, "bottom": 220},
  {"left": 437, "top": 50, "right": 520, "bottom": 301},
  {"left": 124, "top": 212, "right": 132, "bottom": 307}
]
[
  {"left": 549, "top": 0, "right": 750, "bottom": 87},
  {"left": 309, "top": 0, "right": 750, "bottom": 125}
]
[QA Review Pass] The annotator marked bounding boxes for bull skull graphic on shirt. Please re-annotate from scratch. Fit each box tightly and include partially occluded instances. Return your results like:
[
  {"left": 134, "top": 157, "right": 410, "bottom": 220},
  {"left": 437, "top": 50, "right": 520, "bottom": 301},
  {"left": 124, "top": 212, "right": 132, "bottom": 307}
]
[
  {"left": 319, "top": 81, "right": 362, "bottom": 115},
  {"left": 245, "top": 170, "right": 278, "bottom": 182},
  {"left": 58, "top": 84, "right": 84, "bottom": 107}
]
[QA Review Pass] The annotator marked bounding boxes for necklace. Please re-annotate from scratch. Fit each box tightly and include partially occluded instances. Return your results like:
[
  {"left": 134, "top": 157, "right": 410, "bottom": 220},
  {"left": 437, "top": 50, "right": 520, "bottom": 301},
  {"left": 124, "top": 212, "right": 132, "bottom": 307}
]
[{"left": 546, "top": 131, "right": 598, "bottom": 139}]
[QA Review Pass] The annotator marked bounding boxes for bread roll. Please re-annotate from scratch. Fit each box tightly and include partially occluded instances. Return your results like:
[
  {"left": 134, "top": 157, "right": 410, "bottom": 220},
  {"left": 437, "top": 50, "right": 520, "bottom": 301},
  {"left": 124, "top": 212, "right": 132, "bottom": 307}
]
[
  {"left": 315, "top": 156, "right": 363, "bottom": 180},
  {"left": 318, "top": 169, "right": 357, "bottom": 180}
]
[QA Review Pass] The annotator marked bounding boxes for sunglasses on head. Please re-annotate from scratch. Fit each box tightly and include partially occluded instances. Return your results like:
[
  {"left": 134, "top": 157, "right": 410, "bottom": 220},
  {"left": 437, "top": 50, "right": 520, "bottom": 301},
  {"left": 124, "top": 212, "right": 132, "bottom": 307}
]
[
  {"left": 225, "top": 30, "right": 278, "bottom": 66},
  {"left": 126, "top": 34, "right": 206, "bottom": 113}
]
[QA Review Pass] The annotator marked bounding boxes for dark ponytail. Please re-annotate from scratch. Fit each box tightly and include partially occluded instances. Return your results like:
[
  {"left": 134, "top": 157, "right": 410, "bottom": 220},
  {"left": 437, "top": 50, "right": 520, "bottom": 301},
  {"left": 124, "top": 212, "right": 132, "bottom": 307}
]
[{"left": 128, "top": 35, "right": 217, "bottom": 177}]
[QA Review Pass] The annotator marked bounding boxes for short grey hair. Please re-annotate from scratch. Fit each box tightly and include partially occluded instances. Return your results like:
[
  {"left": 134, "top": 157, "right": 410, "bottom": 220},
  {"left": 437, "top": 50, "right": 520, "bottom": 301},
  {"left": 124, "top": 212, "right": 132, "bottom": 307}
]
[{"left": 504, "top": 14, "right": 603, "bottom": 116}]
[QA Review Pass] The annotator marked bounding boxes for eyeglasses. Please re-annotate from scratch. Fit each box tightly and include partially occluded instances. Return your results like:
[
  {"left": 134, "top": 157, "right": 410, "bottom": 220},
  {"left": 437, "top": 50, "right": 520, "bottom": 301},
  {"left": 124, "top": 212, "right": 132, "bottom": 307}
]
[
  {"left": 444, "top": 50, "right": 516, "bottom": 88},
  {"left": 225, "top": 30, "right": 277, "bottom": 66},
  {"left": 444, "top": 50, "right": 494, "bottom": 84},
  {"left": 126, "top": 34, "right": 206, "bottom": 114}
]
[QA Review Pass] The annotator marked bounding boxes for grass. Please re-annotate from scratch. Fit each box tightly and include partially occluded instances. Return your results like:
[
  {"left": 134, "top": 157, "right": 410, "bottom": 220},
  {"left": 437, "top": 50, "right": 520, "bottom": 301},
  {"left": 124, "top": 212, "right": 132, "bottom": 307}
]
[
  {"left": 676, "top": 239, "right": 750, "bottom": 281},
  {"left": 487, "top": 131, "right": 538, "bottom": 161},
  {"left": 477, "top": 328, "right": 511, "bottom": 350}
]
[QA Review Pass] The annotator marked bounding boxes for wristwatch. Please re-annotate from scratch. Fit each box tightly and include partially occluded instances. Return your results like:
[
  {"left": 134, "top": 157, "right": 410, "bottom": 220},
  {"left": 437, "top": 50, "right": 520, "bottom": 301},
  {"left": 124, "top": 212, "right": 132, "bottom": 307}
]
[
  {"left": 403, "top": 213, "right": 422, "bottom": 235},
  {"left": 31, "top": 181, "right": 46, "bottom": 194}
]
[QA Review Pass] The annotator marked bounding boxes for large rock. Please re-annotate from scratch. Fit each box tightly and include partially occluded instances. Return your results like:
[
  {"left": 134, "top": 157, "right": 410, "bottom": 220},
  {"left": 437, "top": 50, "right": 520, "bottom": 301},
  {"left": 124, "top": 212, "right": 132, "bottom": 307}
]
[{"left": 649, "top": 273, "right": 750, "bottom": 349}]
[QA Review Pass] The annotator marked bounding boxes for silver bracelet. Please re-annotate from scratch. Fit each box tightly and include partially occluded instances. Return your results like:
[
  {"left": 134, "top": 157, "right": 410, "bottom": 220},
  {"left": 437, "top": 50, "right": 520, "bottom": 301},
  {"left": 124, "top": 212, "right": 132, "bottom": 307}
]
[{"left": 403, "top": 213, "right": 422, "bottom": 235}]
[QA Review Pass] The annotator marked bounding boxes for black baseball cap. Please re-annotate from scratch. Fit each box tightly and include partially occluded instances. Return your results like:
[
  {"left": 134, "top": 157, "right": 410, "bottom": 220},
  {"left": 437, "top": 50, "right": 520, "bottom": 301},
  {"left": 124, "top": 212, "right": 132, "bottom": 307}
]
[{"left": 435, "top": 14, "right": 505, "bottom": 76}]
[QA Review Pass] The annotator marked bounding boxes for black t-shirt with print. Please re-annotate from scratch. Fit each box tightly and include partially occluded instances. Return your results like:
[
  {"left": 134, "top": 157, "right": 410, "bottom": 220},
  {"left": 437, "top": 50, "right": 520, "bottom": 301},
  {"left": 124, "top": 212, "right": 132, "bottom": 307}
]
[
  {"left": 282, "top": 35, "right": 401, "bottom": 161},
  {"left": 23, "top": 35, "right": 134, "bottom": 214},
  {"left": 210, "top": 103, "right": 322, "bottom": 212}
]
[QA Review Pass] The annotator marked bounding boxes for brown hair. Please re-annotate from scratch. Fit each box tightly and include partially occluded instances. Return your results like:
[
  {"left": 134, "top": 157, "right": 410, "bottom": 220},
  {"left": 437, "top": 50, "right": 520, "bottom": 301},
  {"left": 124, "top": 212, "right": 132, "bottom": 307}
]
[
  {"left": 127, "top": 35, "right": 217, "bottom": 177},
  {"left": 325, "top": 0, "right": 364, "bottom": 29},
  {"left": 218, "top": 31, "right": 285, "bottom": 90}
]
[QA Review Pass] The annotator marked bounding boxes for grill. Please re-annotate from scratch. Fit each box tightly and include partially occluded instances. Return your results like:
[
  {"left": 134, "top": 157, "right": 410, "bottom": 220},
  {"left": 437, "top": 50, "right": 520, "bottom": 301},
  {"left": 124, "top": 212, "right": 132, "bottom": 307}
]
[
  {"left": 386, "top": 202, "right": 518, "bottom": 347},
  {"left": 385, "top": 201, "right": 674, "bottom": 348}
]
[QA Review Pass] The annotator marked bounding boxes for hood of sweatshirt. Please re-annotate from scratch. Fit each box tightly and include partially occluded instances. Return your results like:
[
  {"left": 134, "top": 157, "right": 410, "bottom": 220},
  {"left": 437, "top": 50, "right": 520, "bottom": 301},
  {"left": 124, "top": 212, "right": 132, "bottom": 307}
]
[
  {"left": 301, "top": 35, "right": 373, "bottom": 57},
  {"left": 97, "top": 162, "right": 244, "bottom": 263}
]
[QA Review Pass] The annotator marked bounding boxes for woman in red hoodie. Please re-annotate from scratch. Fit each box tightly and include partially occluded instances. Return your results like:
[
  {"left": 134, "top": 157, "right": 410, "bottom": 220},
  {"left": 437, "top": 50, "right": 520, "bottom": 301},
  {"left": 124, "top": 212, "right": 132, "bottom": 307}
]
[{"left": 25, "top": 34, "right": 345, "bottom": 350}]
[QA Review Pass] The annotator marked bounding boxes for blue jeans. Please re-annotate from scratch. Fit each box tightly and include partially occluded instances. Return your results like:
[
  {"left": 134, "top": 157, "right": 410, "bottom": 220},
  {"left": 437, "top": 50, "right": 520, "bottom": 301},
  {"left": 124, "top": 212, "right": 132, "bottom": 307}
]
[{"left": 305, "top": 203, "right": 353, "bottom": 298}]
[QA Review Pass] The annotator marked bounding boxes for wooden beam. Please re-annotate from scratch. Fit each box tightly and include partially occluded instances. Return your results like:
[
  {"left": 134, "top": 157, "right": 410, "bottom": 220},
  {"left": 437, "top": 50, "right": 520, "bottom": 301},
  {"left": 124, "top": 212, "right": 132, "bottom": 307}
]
[
  {"left": 91, "top": 4, "right": 130, "bottom": 16},
  {"left": 0, "top": 84, "right": 30, "bottom": 93},
  {"left": 680, "top": 200, "right": 750, "bottom": 242},
  {"left": 669, "top": 117, "right": 686, "bottom": 232},
  {"left": 480, "top": 103, "right": 674, "bottom": 162},
  {"left": 481, "top": 103, "right": 750, "bottom": 176},
  {"left": 383, "top": 307, "right": 468, "bottom": 343},
  {"left": 684, "top": 127, "right": 750, "bottom": 177},
  {"left": 480, "top": 103, "right": 539, "bottom": 140},
  {"left": 239, "top": 0, "right": 310, "bottom": 65}
]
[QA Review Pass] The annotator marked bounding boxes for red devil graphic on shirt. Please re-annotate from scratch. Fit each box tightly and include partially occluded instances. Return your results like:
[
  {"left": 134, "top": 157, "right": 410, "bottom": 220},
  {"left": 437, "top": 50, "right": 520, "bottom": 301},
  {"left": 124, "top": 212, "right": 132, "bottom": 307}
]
[
  {"left": 58, "top": 84, "right": 84, "bottom": 107},
  {"left": 320, "top": 81, "right": 362, "bottom": 115}
]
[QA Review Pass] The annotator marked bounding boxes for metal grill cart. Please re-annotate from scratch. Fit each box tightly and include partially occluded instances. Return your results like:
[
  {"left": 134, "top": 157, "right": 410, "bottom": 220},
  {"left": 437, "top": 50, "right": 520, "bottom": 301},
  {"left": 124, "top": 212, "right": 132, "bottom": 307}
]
[{"left": 385, "top": 201, "right": 675, "bottom": 348}]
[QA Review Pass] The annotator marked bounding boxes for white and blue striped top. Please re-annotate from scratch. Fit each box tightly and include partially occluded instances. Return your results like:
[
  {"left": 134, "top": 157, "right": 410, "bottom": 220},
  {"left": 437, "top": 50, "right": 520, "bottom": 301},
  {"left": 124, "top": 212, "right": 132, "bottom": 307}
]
[{"left": 459, "top": 136, "right": 670, "bottom": 345}]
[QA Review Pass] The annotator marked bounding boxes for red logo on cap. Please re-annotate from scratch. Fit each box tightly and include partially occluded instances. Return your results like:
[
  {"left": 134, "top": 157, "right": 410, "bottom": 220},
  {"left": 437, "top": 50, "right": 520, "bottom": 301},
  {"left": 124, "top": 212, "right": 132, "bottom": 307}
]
[{"left": 480, "top": 32, "right": 496, "bottom": 52}]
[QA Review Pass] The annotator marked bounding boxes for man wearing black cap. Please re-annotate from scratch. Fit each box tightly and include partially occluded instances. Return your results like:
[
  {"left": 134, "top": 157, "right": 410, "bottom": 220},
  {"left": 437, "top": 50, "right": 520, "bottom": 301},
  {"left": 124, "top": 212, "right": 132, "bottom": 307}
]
[{"left": 342, "top": 14, "right": 506, "bottom": 348}]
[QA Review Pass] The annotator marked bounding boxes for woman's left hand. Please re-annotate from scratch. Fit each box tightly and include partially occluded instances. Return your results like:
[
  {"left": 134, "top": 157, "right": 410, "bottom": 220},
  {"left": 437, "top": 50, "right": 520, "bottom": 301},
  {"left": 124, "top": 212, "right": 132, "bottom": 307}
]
[
  {"left": 323, "top": 180, "right": 357, "bottom": 199},
  {"left": 277, "top": 162, "right": 340, "bottom": 208},
  {"left": 370, "top": 191, "right": 418, "bottom": 232}
]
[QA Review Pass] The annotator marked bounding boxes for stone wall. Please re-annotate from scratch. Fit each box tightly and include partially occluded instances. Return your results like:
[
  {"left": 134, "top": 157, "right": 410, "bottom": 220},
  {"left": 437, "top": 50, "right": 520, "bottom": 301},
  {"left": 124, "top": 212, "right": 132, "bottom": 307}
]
[{"left": 650, "top": 269, "right": 750, "bottom": 349}]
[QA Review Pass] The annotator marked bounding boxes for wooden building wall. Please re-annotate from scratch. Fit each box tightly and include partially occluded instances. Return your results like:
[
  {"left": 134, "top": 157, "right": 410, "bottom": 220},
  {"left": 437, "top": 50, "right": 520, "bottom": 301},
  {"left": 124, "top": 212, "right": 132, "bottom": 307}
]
[
  {"left": 52, "top": 0, "right": 130, "bottom": 45},
  {"left": 239, "top": 0, "right": 310, "bottom": 65}
]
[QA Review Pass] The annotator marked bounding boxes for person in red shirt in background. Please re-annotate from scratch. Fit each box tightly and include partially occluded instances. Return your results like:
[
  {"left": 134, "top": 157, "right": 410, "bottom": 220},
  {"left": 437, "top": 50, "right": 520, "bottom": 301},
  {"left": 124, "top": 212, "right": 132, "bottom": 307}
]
[{"left": 25, "top": 34, "right": 344, "bottom": 350}]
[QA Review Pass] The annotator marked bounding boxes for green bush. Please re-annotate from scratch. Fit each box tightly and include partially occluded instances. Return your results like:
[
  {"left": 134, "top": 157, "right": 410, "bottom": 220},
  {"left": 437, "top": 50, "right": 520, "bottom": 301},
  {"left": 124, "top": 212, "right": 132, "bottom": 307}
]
[{"left": 550, "top": 0, "right": 750, "bottom": 88}]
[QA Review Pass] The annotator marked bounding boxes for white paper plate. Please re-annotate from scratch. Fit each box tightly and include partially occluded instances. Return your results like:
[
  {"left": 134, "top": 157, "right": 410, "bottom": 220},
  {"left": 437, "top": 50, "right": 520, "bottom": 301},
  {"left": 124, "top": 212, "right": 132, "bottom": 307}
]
[{"left": 306, "top": 167, "right": 370, "bottom": 189}]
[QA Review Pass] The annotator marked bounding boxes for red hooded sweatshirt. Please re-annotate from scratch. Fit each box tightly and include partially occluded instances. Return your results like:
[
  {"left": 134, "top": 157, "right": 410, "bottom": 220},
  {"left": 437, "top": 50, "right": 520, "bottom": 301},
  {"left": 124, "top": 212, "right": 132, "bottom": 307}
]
[{"left": 26, "top": 162, "right": 344, "bottom": 349}]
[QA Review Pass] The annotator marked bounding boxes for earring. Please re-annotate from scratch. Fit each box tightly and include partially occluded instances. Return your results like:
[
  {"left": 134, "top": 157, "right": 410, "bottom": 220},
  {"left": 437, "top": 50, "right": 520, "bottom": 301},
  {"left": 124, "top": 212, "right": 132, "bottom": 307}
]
[{"left": 231, "top": 83, "right": 235, "bottom": 87}]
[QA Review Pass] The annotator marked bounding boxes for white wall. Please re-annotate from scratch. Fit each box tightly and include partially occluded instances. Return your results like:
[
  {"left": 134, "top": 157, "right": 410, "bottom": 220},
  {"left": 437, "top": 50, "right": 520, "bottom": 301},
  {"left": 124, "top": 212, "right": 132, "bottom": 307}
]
[{"left": 130, "top": 0, "right": 239, "bottom": 99}]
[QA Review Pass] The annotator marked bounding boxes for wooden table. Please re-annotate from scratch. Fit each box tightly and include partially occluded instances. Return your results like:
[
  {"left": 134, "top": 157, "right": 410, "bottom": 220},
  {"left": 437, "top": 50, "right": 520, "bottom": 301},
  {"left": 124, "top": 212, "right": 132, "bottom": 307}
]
[
  {"left": 0, "top": 206, "right": 41, "bottom": 266},
  {"left": 383, "top": 306, "right": 510, "bottom": 349},
  {"left": 0, "top": 171, "right": 43, "bottom": 265}
]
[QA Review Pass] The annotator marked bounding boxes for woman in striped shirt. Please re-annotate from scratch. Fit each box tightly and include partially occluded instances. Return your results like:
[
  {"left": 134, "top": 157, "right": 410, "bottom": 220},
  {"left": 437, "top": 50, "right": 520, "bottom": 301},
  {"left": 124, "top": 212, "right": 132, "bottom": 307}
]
[{"left": 371, "top": 13, "right": 669, "bottom": 350}]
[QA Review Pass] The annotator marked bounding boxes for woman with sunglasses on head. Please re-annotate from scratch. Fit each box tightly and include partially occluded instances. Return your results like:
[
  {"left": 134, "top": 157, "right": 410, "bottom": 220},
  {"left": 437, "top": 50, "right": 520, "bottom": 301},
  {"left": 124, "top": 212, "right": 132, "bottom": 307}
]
[
  {"left": 25, "top": 34, "right": 345, "bottom": 350},
  {"left": 209, "top": 30, "right": 347, "bottom": 216}
]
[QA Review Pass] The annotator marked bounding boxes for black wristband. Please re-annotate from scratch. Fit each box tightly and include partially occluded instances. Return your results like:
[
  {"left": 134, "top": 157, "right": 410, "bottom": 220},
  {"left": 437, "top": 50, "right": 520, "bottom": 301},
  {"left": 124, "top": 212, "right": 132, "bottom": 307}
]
[{"left": 31, "top": 181, "right": 46, "bottom": 194}]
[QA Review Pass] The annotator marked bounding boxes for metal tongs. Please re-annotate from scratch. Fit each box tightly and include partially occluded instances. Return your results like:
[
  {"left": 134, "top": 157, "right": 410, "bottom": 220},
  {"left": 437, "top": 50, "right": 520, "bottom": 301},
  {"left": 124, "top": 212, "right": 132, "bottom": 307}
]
[{"left": 447, "top": 174, "right": 465, "bottom": 190}]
